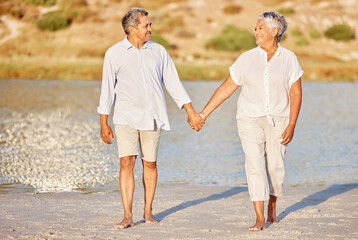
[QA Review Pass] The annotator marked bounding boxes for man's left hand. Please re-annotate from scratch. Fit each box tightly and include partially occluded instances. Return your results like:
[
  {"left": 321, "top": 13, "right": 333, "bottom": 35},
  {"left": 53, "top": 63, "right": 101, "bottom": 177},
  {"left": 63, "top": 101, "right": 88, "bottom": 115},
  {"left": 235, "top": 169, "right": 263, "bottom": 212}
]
[{"left": 188, "top": 112, "right": 205, "bottom": 132}]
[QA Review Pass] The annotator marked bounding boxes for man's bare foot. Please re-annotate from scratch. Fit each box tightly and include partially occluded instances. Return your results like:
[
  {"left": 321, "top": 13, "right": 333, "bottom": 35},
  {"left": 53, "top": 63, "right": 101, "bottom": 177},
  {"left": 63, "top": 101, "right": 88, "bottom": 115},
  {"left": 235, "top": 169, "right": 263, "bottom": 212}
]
[
  {"left": 143, "top": 213, "right": 158, "bottom": 224},
  {"left": 248, "top": 222, "right": 266, "bottom": 231},
  {"left": 114, "top": 217, "right": 134, "bottom": 229}
]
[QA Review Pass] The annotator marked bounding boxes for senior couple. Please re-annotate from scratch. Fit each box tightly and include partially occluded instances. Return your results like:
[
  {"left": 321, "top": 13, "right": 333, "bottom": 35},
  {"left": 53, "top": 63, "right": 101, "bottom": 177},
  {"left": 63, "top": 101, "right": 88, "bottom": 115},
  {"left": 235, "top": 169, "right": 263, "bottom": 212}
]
[{"left": 98, "top": 8, "right": 303, "bottom": 231}]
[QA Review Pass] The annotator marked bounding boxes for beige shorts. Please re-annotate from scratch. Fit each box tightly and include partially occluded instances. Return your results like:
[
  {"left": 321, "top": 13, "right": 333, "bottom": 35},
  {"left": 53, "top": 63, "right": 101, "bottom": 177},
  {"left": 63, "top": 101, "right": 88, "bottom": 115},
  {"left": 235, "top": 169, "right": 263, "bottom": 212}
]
[{"left": 114, "top": 124, "right": 161, "bottom": 162}]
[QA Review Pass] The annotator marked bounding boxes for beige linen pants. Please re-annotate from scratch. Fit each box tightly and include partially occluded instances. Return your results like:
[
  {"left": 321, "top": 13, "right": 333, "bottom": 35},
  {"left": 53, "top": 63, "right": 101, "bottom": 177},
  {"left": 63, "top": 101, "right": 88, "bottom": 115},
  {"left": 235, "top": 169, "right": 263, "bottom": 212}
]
[{"left": 237, "top": 116, "right": 289, "bottom": 201}]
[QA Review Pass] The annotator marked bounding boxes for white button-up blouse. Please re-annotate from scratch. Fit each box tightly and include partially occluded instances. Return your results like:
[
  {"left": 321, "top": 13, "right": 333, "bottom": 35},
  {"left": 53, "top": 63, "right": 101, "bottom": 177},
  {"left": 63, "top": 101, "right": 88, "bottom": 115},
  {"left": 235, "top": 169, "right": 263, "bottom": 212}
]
[
  {"left": 229, "top": 45, "right": 303, "bottom": 125},
  {"left": 97, "top": 37, "right": 191, "bottom": 131}
]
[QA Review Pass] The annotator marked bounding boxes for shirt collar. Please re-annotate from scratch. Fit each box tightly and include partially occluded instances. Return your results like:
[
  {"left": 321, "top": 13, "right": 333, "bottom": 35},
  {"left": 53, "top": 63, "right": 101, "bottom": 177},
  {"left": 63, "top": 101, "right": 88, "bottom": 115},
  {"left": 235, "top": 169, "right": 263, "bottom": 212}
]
[
  {"left": 257, "top": 44, "right": 282, "bottom": 57},
  {"left": 123, "top": 37, "right": 152, "bottom": 50}
]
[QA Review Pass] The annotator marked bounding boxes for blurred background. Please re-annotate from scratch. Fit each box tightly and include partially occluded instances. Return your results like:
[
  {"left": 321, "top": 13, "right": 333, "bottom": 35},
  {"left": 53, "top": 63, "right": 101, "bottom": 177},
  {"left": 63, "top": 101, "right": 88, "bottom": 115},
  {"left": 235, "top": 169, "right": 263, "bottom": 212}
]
[
  {"left": 0, "top": 0, "right": 357, "bottom": 193},
  {"left": 0, "top": 0, "right": 357, "bottom": 81}
]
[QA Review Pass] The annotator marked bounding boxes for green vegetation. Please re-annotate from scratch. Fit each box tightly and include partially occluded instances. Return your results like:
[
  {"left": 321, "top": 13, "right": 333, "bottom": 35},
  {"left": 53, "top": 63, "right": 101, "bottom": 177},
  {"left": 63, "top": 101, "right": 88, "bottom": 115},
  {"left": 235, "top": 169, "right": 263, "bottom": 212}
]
[
  {"left": 177, "top": 64, "right": 229, "bottom": 81},
  {"left": 151, "top": 13, "right": 184, "bottom": 33},
  {"left": 36, "top": 11, "right": 69, "bottom": 31},
  {"left": 222, "top": 4, "right": 242, "bottom": 15},
  {"left": 0, "top": 61, "right": 102, "bottom": 80},
  {"left": 22, "top": 0, "right": 56, "bottom": 6},
  {"left": 295, "top": 36, "right": 309, "bottom": 46},
  {"left": 291, "top": 27, "right": 302, "bottom": 37},
  {"left": 309, "top": 28, "right": 320, "bottom": 39},
  {"left": 324, "top": 24, "right": 354, "bottom": 41},
  {"left": 206, "top": 25, "right": 256, "bottom": 52},
  {"left": 277, "top": 7, "right": 295, "bottom": 15},
  {"left": 151, "top": 33, "right": 170, "bottom": 49}
]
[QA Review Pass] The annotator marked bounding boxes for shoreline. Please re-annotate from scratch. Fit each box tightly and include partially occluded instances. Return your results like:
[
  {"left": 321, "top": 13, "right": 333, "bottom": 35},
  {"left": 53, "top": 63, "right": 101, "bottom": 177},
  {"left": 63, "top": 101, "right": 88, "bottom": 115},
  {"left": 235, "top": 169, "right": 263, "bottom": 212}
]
[
  {"left": 1, "top": 183, "right": 357, "bottom": 239},
  {"left": 1, "top": 63, "right": 358, "bottom": 82}
]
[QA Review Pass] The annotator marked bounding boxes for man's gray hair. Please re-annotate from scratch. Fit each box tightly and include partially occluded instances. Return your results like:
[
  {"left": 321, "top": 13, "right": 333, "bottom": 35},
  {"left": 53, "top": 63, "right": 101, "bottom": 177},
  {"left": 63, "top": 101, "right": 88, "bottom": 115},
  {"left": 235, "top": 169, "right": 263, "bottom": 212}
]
[
  {"left": 258, "top": 12, "right": 287, "bottom": 43},
  {"left": 122, "top": 8, "right": 148, "bottom": 35}
]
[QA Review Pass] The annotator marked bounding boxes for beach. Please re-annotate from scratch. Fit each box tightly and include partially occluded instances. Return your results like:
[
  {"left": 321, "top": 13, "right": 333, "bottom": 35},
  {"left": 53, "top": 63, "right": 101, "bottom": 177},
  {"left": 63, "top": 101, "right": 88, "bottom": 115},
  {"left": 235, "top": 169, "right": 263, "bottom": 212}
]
[
  {"left": 1, "top": 183, "right": 357, "bottom": 239},
  {"left": 1, "top": 80, "right": 358, "bottom": 239}
]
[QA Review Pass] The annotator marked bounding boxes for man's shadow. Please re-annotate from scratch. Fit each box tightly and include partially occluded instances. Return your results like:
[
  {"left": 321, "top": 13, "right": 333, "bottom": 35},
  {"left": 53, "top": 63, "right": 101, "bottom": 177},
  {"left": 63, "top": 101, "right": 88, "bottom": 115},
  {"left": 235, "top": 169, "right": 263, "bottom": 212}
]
[
  {"left": 135, "top": 186, "right": 246, "bottom": 225},
  {"left": 277, "top": 183, "right": 358, "bottom": 222}
]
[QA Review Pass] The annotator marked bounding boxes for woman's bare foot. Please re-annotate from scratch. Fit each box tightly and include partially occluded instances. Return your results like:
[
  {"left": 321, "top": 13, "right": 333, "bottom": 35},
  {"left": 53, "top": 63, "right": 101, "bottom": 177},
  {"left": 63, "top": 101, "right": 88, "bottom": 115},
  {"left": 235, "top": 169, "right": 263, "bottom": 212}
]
[
  {"left": 143, "top": 213, "right": 158, "bottom": 224},
  {"left": 267, "top": 195, "right": 278, "bottom": 224},
  {"left": 114, "top": 217, "right": 134, "bottom": 229},
  {"left": 250, "top": 201, "right": 266, "bottom": 231},
  {"left": 248, "top": 222, "right": 266, "bottom": 231}
]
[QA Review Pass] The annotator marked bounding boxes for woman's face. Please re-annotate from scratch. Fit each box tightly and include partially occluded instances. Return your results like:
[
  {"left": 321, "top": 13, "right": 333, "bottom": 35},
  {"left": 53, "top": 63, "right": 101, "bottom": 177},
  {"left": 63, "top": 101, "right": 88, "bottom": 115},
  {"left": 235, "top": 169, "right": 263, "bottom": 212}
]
[{"left": 254, "top": 19, "right": 277, "bottom": 47}]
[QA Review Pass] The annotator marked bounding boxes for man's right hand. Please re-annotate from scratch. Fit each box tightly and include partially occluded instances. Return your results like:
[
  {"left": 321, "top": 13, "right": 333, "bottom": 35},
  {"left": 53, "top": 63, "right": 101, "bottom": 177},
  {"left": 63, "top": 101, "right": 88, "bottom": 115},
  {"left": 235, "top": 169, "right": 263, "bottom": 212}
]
[
  {"left": 100, "top": 124, "right": 114, "bottom": 144},
  {"left": 100, "top": 114, "right": 114, "bottom": 144}
]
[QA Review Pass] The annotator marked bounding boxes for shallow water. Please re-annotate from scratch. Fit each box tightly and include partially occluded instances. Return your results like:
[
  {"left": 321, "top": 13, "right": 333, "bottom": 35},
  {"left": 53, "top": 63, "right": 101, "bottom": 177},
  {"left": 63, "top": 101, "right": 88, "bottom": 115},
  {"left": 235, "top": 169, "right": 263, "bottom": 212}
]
[{"left": 0, "top": 80, "right": 357, "bottom": 193}]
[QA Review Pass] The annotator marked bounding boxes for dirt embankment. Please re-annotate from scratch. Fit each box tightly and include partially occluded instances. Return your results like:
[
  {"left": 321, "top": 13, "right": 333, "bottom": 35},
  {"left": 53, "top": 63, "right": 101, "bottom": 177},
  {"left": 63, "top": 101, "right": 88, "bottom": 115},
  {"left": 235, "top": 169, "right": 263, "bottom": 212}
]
[{"left": 0, "top": 0, "right": 357, "bottom": 81}]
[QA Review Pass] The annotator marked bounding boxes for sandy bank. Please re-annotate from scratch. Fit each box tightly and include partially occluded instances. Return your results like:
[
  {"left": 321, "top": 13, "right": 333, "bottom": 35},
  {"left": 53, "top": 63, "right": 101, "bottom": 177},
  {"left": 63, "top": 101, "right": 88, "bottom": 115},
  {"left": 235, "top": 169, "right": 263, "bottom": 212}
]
[{"left": 0, "top": 184, "right": 357, "bottom": 239}]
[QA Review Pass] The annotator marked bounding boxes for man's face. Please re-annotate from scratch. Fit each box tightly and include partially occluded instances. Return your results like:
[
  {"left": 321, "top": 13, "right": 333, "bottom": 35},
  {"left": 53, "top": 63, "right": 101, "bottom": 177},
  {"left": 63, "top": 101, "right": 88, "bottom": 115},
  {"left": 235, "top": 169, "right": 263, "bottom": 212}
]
[{"left": 132, "top": 15, "right": 152, "bottom": 43}]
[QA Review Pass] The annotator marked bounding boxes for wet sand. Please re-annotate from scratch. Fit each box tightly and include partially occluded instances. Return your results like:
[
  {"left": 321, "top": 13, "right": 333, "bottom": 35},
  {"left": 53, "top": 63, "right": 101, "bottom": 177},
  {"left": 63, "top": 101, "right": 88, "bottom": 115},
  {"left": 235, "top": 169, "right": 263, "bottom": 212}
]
[{"left": 1, "top": 183, "right": 357, "bottom": 239}]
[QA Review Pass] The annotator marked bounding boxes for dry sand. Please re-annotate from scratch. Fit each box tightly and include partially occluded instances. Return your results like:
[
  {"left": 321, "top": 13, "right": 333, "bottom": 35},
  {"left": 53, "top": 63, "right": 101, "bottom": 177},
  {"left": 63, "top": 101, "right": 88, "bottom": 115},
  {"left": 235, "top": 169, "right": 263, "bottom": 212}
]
[{"left": 1, "top": 184, "right": 357, "bottom": 240}]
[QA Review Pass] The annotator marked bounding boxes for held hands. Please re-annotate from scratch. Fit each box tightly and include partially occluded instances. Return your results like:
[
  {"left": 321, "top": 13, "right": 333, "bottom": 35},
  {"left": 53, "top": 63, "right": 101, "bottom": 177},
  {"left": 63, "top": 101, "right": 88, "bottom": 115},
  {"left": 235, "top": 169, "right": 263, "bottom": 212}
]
[
  {"left": 183, "top": 103, "right": 205, "bottom": 132},
  {"left": 188, "top": 111, "right": 205, "bottom": 132}
]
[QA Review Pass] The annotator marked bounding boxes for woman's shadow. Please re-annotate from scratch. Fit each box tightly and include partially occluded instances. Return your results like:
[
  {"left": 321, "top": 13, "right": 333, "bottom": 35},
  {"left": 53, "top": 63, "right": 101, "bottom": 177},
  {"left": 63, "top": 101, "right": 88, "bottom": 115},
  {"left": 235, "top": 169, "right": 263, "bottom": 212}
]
[
  {"left": 277, "top": 183, "right": 357, "bottom": 222},
  {"left": 134, "top": 186, "right": 246, "bottom": 225},
  {"left": 135, "top": 183, "right": 357, "bottom": 225}
]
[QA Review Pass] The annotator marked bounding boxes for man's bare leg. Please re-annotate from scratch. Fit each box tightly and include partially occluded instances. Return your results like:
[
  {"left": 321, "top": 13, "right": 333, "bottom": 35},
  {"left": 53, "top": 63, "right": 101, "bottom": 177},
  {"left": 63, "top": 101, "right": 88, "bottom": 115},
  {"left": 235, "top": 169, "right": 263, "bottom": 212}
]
[
  {"left": 267, "top": 195, "right": 278, "bottom": 224},
  {"left": 249, "top": 201, "right": 266, "bottom": 231},
  {"left": 142, "top": 159, "right": 158, "bottom": 224},
  {"left": 115, "top": 156, "right": 136, "bottom": 229}
]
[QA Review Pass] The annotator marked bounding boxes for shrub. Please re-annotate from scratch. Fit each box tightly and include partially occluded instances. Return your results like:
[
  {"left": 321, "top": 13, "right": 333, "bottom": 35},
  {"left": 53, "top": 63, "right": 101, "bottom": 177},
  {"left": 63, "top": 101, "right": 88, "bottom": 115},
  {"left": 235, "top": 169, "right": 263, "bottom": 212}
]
[
  {"left": 151, "top": 13, "right": 184, "bottom": 33},
  {"left": 205, "top": 25, "right": 256, "bottom": 51},
  {"left": 324, "top": 24, "right": 354, "bottom": 41},
  {"left": 0, "top": 1, "right": 27, "bottom": 19},
  {"left": 151, "top": 33, "right": 170, "bottom": 49},
  {"left": 23, "top": 0, "right": 56, "bottom": 6},
  {"left": 291, "top": 27, "right": 302, "bottom": 37},
  {"left": 58, "top": 0, "right": 87, "bottom": 9},
  {"left": 176, "top": 29, "right": 195, "bottom": 38},
  {"left": 295, "top": 36, "right": 309, "bottom": 46},
  {"left": 309, "top": 28, "right": 320, "bottom": 39},
  {"left": 277, "top": 7, "right": 294, "bottom": 15},
  {"left": 223, "top": 4, "right": 242, "bottom": 15},
  {"left": 36, "top": 11, "right": 69, "bottom": 31}
]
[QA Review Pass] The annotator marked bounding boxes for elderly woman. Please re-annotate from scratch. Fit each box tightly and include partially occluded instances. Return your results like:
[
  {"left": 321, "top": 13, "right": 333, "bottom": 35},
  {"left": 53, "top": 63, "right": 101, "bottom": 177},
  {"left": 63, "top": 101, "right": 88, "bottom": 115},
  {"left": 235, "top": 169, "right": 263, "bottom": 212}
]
[{"left": 199, "top": 12, "right": 303, "bottom": 231}]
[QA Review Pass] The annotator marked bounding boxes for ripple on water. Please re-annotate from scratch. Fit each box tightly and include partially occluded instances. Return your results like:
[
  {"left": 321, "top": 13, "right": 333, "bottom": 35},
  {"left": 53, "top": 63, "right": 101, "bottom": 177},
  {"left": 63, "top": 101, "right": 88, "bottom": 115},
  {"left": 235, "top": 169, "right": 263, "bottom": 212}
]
[{"left": 0, "top": 80, "right": 357, "bottom": 193}]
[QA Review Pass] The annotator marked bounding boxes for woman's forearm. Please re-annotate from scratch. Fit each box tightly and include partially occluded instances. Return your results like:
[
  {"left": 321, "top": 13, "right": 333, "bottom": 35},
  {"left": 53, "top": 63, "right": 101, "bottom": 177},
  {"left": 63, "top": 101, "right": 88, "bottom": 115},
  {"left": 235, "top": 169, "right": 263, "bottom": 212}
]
[
  {"left": 201, "top": 74, "right": 239, "bottom": 119},
  {"left": 288, "top": 78, "right": 302, "bottom": 127}
]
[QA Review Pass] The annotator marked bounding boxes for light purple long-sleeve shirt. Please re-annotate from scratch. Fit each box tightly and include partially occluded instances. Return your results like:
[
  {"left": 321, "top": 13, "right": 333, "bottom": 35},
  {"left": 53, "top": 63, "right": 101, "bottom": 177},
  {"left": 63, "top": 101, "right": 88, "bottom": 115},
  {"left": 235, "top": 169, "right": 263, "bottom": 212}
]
[{"left": 97, "top": 37, "right": 191, "bottom": 131}]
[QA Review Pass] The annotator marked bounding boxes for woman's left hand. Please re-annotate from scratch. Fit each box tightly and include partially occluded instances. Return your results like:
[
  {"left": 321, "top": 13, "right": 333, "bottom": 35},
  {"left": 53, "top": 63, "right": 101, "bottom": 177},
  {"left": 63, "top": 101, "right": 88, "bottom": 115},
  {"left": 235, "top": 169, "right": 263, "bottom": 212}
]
[{"left": 280, "top": 125, "right": 295, "bottom": 145}]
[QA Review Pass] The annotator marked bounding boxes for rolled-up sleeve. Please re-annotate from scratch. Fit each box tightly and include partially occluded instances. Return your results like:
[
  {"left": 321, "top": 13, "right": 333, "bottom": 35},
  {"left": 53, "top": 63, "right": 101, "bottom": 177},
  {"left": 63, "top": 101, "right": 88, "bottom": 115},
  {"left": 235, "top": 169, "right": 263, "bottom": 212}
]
[
  {"left": 289, "top": 53, "right": 304, "bottom": 88},
  {"left": 229, "top": 56, "right": 243, "bottom": 86},
  {"left": 161, "top": 49, "right": 191, "bottom": 109},
  {"left": 97, "top": 50, "right": 116, "bottom": 115}
]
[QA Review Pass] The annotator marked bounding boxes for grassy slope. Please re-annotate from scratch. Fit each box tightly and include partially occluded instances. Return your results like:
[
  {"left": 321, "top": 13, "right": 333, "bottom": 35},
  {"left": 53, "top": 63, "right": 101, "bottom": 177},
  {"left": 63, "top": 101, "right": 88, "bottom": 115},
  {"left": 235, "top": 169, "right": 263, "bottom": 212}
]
[{"left": 0, "top": 0, "right": 357, "bottom": 81}]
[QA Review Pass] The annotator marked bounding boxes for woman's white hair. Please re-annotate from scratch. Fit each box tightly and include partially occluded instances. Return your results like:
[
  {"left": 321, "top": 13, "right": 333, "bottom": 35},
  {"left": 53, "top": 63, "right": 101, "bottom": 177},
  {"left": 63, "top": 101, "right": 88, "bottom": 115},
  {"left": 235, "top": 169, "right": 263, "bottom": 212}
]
[{"left": 258, "top": 12, "right": 287, "bottom": 43}]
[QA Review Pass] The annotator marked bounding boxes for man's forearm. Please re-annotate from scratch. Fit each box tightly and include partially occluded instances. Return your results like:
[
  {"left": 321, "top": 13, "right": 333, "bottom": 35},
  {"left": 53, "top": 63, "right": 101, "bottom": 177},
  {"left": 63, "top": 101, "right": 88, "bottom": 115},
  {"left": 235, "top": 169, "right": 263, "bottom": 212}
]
[
  {"left": 100, "top": 114, "right": 109, "bottom": 126},
  {"left": 183, "top": 102, "right": 196, "bottom": 115}
]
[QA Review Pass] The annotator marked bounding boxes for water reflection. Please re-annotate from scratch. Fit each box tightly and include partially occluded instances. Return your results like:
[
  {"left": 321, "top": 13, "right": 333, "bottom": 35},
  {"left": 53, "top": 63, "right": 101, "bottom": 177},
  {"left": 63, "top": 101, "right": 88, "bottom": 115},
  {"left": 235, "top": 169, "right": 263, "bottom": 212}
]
[{"left": 0, "top": 80, "right": 357, "bottom": 193}]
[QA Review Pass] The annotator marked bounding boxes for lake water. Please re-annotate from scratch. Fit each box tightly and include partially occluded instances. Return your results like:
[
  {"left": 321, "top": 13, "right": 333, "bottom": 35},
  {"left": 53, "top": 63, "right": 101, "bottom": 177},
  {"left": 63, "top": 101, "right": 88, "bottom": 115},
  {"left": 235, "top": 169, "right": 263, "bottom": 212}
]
[{"left": 0, "top": 80, "right": 357, "bottom": 193}]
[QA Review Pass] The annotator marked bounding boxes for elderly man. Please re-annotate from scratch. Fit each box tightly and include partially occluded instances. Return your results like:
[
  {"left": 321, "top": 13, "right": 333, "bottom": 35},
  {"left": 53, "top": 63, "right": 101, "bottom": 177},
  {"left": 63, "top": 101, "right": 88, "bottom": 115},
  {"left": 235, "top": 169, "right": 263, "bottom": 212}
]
[{"left": 97, "top": 8, "right": 204, "bottom": 229}]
